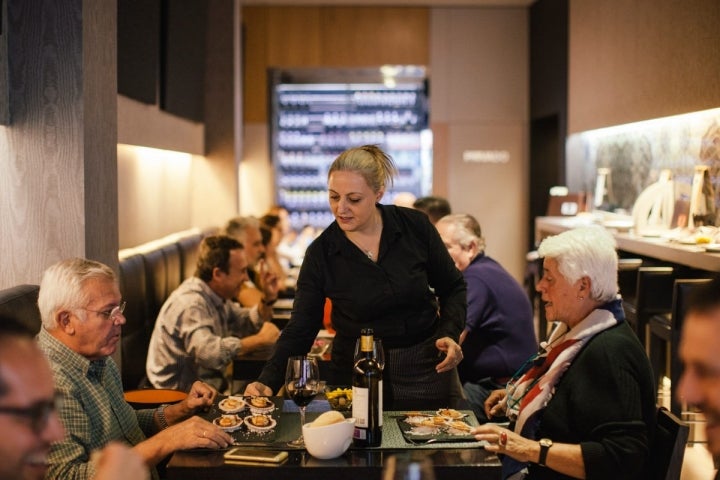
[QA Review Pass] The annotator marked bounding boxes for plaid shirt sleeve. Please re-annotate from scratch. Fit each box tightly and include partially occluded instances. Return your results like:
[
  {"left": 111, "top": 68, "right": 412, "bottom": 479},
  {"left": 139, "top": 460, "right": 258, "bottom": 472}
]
[{"left": 37, "top": 329, "right": 157, "bottom": 480}]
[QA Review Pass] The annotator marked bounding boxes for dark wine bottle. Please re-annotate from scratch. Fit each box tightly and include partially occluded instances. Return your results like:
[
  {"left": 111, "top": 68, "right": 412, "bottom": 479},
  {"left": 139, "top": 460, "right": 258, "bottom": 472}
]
[{"left": 352, "top": 328, "right": 383, "bottom": 447}]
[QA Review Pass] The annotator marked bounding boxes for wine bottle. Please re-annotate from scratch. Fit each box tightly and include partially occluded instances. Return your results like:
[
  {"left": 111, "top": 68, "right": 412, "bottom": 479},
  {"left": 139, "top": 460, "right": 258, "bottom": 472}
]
[{"left": 352, "top": 328, "right": 383, "bottom": 447}]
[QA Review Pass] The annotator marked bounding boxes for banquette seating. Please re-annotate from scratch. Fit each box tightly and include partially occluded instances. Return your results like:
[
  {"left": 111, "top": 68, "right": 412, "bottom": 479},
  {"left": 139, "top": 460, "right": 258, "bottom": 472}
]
[
  {"left": 0, "top": 284, "right": 42, "bottom": 333},
  {"left": 0, "top": 227, "right": 215, "bottom": 394},
  {"left": 118, "top": 227, "right": 216, "bottom": 390}
]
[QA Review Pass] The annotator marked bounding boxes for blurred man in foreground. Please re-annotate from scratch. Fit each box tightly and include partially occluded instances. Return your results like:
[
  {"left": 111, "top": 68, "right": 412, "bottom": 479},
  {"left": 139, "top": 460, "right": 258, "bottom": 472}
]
[
  {"left": 37, "top": 258, "right": 233, "bottom": 480},
  {"left": 0, "top": 317, "right": 148, "bottom": 480},
  {"left": 677, "top": 276, "right": 720, "bottom": 479}
]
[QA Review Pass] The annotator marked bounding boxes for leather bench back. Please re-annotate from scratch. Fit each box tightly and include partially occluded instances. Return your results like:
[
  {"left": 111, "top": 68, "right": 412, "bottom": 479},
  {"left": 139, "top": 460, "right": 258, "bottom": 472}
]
[
  {"left": 118, "top": 228, "right": 215, "bottom": 390},
  {"left": 0, "top": 284, "right": 41, "bottom": 334}
]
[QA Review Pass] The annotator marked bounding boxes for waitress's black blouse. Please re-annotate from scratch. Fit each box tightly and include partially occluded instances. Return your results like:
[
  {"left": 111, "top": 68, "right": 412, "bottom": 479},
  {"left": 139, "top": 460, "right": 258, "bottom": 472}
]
[{"left": 257, "top": 204, "right": 467, "bottom": 391}]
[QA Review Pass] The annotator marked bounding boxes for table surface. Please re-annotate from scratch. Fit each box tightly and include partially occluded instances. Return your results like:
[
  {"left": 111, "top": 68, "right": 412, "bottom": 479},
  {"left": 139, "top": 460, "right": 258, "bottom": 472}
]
[{"left": 166, "top": 400, "right": 502, "bottom": 480}]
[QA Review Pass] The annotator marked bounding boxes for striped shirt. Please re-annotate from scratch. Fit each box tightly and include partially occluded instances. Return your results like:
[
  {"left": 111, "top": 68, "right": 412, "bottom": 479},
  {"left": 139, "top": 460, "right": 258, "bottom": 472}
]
[{"left": 37, "top": 328, "right": 158, "bottom": 480}]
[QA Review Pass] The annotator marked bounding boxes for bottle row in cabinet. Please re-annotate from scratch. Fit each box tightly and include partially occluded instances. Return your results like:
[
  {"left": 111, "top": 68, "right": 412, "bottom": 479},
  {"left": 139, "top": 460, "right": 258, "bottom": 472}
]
[
  {"left": 276, "top": 147, "right": 424, "bottom": 170},
  {"left": 277, "top": 130, "right": 422, "bottom": 150},
  {"left": 287, "top": 210, "right": 336, "bottom": 230},
  {"left": 278, "top": 110, "right": 422, "bottom": 129},
  {"left": 277, "top": 90, "right": 420, "bottom": 109},
  {"left": 278, "top": 168, "right": 422, "bottom": 190}
]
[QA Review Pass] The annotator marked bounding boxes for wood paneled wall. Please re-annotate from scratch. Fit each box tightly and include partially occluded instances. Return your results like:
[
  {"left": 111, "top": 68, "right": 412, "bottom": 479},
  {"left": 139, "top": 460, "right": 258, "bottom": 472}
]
[
  {"left": 568, "top": 0, "right": 720, "bottom": 133},
  {"left": 242, "top": 6, "right": 429, "bottom": 123},
  {"left": 0, "top": 0, "right": 118, "bottom": 288}
]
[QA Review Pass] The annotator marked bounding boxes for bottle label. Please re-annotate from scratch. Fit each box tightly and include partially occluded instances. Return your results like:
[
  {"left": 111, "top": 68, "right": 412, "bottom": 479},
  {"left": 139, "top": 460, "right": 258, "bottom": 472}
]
[
  {"left": 352, "top": 386, "right": 369, "bottom": 427},
  {"left": 351, "top": 382, "right": 383, "bottom": 428}
]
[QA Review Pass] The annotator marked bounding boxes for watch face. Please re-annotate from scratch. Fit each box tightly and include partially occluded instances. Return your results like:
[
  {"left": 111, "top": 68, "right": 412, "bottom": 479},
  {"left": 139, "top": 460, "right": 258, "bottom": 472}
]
[{"left": 540, "top": 438, "right": 553, "bottom": 447}]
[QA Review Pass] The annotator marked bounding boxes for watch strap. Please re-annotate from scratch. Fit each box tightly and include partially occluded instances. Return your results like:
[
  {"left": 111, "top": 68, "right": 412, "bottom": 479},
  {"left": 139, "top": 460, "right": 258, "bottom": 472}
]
[{"left": 538, "top": 438, "right": 552, "bottom": 466}]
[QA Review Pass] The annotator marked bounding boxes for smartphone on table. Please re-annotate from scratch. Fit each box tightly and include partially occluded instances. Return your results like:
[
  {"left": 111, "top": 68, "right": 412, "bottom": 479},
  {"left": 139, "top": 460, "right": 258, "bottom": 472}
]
[{"left": 224, "top": 448, "right": 288, "bottom": 464}]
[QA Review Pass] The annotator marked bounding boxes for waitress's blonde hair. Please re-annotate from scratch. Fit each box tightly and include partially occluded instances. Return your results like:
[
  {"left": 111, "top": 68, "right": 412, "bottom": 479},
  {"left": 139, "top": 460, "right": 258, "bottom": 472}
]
[{"left": 328, "top": 145, "right": 398, "bottom": 194}]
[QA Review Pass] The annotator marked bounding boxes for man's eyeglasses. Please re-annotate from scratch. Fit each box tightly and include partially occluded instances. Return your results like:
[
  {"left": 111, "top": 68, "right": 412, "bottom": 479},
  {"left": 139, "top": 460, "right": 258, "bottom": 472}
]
[
  {"left": 0, "top": 398, "right": 57, "bottom": 434},
  {"left": 83, "top": 301, "right": 126, "bottom": 322}
]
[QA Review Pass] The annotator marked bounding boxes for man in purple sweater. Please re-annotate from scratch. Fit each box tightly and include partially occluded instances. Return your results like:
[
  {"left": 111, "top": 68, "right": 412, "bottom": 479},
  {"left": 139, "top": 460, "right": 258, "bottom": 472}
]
[{"left": 436, "top": 214, "right": 537, "bottom": 422}]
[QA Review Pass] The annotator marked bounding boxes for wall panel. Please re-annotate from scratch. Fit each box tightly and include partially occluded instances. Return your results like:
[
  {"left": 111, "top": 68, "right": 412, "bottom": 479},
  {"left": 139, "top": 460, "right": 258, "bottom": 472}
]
[
  {"left": 242, "top": 6, "right": 428, "bottom": 123},
  {"left": 568, "top": 0, "right": 720, "bottom": 133}
]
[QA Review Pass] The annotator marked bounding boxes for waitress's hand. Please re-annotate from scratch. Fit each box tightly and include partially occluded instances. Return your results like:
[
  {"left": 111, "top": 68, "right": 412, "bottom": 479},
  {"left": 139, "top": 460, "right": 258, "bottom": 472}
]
[
  {"left": 435, "top": 336, "right": 463, "bottom": 373},
  {"left": 244, "top": 381, "right": 274, "bottom": 396}
]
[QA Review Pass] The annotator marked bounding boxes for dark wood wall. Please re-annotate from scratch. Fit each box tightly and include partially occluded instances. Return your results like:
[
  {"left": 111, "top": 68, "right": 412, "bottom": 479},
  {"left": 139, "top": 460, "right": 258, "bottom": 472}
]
[
  {"left": 241, "top": 6, "right": 430, "bottom": 124},
  {"left": 528, "top": 0, "right": 568, "bottom": 249}
]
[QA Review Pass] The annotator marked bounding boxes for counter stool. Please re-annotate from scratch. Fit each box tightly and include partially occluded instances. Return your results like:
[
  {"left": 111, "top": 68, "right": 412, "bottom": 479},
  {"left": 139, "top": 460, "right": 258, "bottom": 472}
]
[
  {"left": 617, "top": 258, "right": 643, "bottom": 333},
  {"left": 648, "top": 278, "right": 711, "bottom": 416},
  {"left": 623, "top": 266, "right": 674, "bottom": 344}
]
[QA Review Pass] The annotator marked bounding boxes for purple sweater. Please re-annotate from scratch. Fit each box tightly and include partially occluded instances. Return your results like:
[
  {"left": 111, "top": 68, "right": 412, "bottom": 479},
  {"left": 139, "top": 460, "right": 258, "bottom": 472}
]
[{"left": 458, "top": 254, "right": 537, "bottom": 383}]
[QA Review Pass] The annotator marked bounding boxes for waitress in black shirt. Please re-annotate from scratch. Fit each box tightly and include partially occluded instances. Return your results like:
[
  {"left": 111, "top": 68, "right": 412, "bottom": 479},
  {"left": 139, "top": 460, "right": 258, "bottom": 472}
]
[{"left": 245, "top": 145, "right": 467, "bottom": 408}]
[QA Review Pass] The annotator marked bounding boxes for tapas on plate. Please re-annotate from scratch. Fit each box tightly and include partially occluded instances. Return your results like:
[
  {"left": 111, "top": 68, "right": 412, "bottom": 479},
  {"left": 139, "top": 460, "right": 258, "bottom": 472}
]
[
  {"left": 248, "top": 396, "right": 275, "bottom": 414},
  {"left": 218, "top": 396, "right": 246, "bottom": 414},
  {"left": 244, "top": 414, "right": 277, "bottom": 433},
  {"left": 213, "top": 414, "right": 243, "bottom": 432}
]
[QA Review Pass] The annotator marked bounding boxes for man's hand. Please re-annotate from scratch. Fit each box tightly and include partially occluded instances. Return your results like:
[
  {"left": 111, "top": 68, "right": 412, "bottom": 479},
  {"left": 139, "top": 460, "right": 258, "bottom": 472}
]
[
  {"left": 185, "top": 381, "right": 218, "bottom": 410},
  {"left": 258, "top": 259, "right": 280, "bottom": 301},
  {"left": 135, "top": 416, "right": 233, "bottom": 466},
  {"left": 240, "top": 322, "right": 280, "bottom": 353},
  {"left": 164, "top": 381, "right": 218, "bottom": 424}
]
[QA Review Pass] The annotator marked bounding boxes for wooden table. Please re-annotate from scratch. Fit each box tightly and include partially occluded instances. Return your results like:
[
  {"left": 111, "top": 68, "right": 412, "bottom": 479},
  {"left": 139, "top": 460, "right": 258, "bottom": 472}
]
[
  {"left": 166, "top": 400, "right": 501, "bottom": 480},
  {"left": 167, "top": 447, "right": 500, "bottom": 480}
]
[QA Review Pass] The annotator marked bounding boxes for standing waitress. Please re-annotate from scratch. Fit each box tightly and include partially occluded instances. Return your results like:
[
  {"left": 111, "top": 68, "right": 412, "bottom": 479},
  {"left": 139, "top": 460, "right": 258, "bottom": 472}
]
[{"left": 245, "top": 145, "right": 467, "bottom": 408}]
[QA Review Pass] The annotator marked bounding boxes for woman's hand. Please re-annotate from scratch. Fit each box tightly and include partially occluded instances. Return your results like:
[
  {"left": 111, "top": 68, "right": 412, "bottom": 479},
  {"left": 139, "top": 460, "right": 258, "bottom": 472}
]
[
  {"left": 244, "top": 381, "right": 274, "bottom": 396},
  {"left": 434, "top": 336, "right": 463, "bottom": 373},
  {"left": 472, "top": 424, "right": 537, "bottom": 463},
  {"left": 484, "top": 388, "right": 507, "bottom": 419}
]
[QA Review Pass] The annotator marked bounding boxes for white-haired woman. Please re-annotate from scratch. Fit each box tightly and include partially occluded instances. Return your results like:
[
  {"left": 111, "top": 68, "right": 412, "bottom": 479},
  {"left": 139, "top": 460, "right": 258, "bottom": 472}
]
[{"left": 475, "top": 226, "right": 656, "bottom": 480}]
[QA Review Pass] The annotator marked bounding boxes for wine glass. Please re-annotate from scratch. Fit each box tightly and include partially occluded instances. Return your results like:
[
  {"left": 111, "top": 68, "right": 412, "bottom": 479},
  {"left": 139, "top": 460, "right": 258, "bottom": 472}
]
[
  {"left": 285, "top": 355, "right": 320, "bottom": 447},
  {"left": 354, "top": 338, "right": 385, "bottom": 370}
]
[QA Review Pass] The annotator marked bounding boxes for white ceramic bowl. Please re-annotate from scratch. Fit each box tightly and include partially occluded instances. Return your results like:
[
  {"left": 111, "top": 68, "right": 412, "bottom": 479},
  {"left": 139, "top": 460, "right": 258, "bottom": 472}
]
[{"left": 302, "top": 417, "right": 356, "bottom": 460}]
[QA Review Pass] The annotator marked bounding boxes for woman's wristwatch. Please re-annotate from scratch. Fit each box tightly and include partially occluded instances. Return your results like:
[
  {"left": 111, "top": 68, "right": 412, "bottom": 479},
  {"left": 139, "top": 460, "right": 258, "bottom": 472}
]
[{"left": 538, "top": 438, "right": 553, "bottom": 466}]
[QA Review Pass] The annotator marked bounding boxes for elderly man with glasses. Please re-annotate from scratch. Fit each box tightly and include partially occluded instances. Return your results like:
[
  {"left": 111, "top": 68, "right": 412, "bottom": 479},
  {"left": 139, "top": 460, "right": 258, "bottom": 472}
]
[
  {"left": 36, "top": 258, "right": 233, "bottom": 480},
  {"left": 0, "top": 317, "right": 149, "bottom": 480}
]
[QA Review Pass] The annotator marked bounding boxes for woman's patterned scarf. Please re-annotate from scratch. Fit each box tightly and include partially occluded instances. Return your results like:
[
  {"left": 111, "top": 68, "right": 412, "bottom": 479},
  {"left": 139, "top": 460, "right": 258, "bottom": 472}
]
[{"left": 501, "top": 299, "right": 621, "bottom": 479}]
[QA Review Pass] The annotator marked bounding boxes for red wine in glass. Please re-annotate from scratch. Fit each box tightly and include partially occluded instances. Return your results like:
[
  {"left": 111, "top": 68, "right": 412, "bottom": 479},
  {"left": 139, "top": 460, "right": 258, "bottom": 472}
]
[{"left": 285, "top": 355, "right": 320, "bottom": 447}]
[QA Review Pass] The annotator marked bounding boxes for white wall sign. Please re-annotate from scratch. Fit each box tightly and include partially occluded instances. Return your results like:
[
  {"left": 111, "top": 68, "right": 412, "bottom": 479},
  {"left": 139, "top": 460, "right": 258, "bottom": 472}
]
[{"left": 462, "top": 150, "right": 510, "bottom": 164}]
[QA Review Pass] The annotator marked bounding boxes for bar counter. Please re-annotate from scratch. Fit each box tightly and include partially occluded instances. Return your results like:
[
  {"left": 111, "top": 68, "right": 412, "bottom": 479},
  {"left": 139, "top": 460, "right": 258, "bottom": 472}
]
[{"left": 536, "top": 216, "right": 720, "bottom": 272}]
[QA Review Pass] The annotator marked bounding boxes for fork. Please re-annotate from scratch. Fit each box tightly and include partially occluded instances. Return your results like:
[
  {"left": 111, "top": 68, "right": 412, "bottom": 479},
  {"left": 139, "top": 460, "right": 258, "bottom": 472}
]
[{"left": 405, "top": 437, "right": 438, "bottom": 446}]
